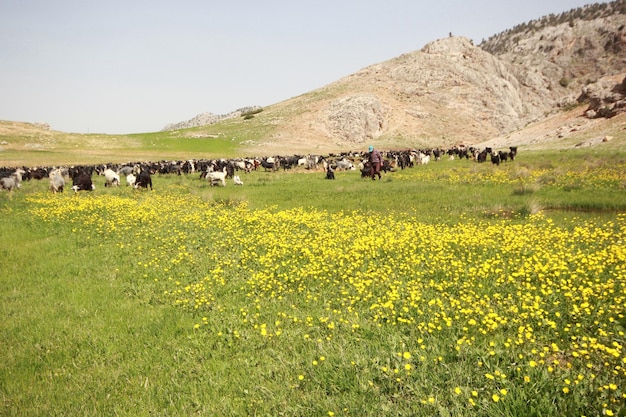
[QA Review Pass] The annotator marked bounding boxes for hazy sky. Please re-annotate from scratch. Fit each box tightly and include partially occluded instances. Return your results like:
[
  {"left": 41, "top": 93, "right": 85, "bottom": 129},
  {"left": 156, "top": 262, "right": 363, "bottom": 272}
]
[{"left": 0, "top": 0, "right": 605, "bottom": 134}]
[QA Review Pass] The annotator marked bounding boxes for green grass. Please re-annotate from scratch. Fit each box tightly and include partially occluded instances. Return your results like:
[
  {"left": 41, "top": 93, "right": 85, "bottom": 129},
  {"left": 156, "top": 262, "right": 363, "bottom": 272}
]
[
  {"left": 176, "top": 150, "right": 626, "bottom": 221},
  {"left": 0, "top": 212, "right": 195, "bottom": 415},
  {"left": 1, "top": 149, "right": 625, "bottom": 416}
]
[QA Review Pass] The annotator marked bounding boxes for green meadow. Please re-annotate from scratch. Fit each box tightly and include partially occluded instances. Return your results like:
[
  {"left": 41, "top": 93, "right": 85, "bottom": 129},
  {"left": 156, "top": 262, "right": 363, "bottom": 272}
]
[
  {"left": 1, "top": 148, "right": 625, "bottom": 416},
  {"left": 0, "top": 115, "right": 273, "bottom": 165}
]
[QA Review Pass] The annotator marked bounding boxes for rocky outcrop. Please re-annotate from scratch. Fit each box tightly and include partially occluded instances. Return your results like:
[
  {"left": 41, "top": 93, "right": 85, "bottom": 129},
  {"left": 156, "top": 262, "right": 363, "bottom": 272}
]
[
  {"left": 162, "top": 106, "right": 262, "bottom": 131},
  {"left": 325, "top": 94, "right": 387, "bottom": 143},
  {"left": 579, "top": 75, "right": 626, "bottom": 118}
]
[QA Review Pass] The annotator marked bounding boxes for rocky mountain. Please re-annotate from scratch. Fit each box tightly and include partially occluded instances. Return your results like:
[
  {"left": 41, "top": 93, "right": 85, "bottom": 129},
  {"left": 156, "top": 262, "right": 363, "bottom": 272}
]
[{"left": 164, "top": 1, "right": 625, "bottom": 153}]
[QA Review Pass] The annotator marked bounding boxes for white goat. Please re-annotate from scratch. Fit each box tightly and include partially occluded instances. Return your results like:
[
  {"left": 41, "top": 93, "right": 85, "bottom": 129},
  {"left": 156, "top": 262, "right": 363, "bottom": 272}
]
[
  {"left": 335, "top": 158, "right": 355, "bottom": 171},
  {"left": 206, "top": 167, "right": 227, "bottom": 187},
  {"left": 103, "top": 168, "right": 120, "bottom": 187},
  {"left": 48, "top": 168, "right": 65, "bottom": 193},
  {"left": 233, "top": 175, "right": 244, "bottom": 186},
  {"left": 416, "top": 152, "right": 430, "bottom": 165},
  {"left": 125, "top": 173, "right": 136, "bottom": 187}
]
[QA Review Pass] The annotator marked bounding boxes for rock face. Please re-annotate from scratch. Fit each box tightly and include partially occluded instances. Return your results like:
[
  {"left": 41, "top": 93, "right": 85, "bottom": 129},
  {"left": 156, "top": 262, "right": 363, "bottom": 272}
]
[
  {"left": 325, "top": 94, "right": 387, "bottom": 143},
  {"left": 386, "top": 37, "right": 530, "bottom": 132},
  {"left": 579, "top": 75, "right": 626, "bottom": 118}
]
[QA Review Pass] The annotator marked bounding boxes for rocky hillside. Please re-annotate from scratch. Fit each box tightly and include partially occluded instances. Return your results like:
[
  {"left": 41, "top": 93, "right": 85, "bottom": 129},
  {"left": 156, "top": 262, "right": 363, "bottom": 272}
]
[
  {"left": 165, "top": 0, "right": 625, "bottom": 154},
  {"left": 162, "top": 106, "right": 262, "bottom": 131},
  {"left": 480, "top": 0, "right": 626, "bottom": 116}
]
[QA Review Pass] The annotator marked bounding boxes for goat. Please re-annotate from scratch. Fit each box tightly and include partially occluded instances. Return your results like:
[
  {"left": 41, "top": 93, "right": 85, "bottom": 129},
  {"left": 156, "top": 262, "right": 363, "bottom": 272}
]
[
  {"left": 134, "top": 170, "right": 153, "bottom": 190},
  {"left": 326, "top": 165, "right": 335, "bottom": 180},
  {"left": 205, "top": 167, "right": 227, "bottom": 187},
  {"left": 117, "top": 166, "right": 134, "bottom": 176},
  {"left": 0, "top": 176, "right": 19, "bottom": 192},
  {"left": 125, "top": 173, "right": 136, "bottom": 187},
  {"left": 71, "top": 171, "right": 95, "bottom": 192},
  {"left": 48, "top": 168, "right": 65, "bottom": 193},
  {"left": 0, "top": 168, "right": 25, "bottom": 192},
  {"left": 416, "top": 152, "right": 430, "bottom": 165},
  {"left": 103, "top": 168, "right": 120, "bottom": 187}
]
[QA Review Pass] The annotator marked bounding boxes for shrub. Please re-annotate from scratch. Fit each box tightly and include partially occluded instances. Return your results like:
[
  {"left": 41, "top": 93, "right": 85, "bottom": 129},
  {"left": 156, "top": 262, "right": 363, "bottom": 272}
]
[{"left": 241, "top": 108, "right": 264, "bottom": 118}]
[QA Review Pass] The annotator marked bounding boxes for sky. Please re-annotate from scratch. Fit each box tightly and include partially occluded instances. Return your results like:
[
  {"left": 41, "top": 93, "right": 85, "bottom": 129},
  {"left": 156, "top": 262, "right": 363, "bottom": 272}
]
[{"left": 0, "top": 0, "right": 606, "bottom": 134}]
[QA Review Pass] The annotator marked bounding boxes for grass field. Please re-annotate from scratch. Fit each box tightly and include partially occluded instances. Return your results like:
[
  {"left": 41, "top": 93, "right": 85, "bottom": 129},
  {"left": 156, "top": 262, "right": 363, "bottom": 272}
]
[{"left": 1, "top": 149, "right": 625, "bottom": 416}]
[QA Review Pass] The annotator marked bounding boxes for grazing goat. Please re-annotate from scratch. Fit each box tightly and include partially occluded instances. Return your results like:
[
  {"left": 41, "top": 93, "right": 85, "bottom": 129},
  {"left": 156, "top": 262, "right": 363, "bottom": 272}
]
[
  {"left": 49, "top": 168, "right": 65, "bottom": 193},
  {"left": 416, "top": 152, "right": 430, "bottom": 165},
  {"left": 259, "top": 157, "right": 278, "bottom": 172},
  {"left": 233, "top": 160, "right": 253, "bottom": 173},
  {"left": 103, "top": 168, "right": 120, "bottom": 187},
  {"left": 476, "top": 150, "right": 488, "bottom": 163},
  {"left": 0, "top": 168, "right": 26, "bottom": 192},
  {"left": 0, "top": 176, "right": 19, "bottom": 192},
  {"left": 490, "top": 152, "right": 501, "bottom": 166},
  {"left": 233, "top": 175, "right": 244, "bottom": 186},
  {"left": 333, "top": 158, "right": 354, "bottom": 171},
  {"left": 117, "top": 166, "right": 134, "bottom": 176},
  {"left": 359, "top": 159, "right": 369, "bottom": 178},
  {"left": 125, "top": 173, "right": 136, "bottom": 187},
  {"left": 206, "top": 167, "right": 227, "bottom": 187},
  {"left": 71, "top": 171, "right": 95, "bottom": 192},
  {"left": 134, "top": 170, "right": 153, "bottom": 190},
  {"left": 326, "top": 165, "right": 335, "bottom": 180}
]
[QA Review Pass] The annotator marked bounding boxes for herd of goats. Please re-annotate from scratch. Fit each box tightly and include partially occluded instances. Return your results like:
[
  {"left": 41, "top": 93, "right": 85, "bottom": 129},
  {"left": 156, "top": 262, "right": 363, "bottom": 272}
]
[{"left": 0, "top": 145, "right": 518, "bottom": 193}]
